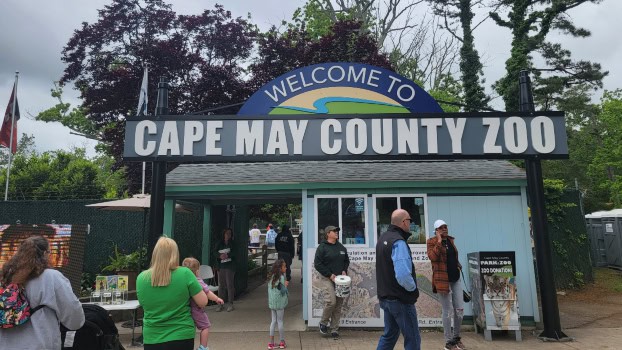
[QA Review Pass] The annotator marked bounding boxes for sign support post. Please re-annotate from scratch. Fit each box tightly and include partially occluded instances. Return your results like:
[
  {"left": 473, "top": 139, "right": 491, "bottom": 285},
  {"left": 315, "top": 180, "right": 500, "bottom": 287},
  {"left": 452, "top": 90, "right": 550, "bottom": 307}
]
[
  {"left": 519, "top": 70, "right": 569, "bottom": 340},
  {"left": 148, "top": 77, "right": 169, "bottom": 254}
]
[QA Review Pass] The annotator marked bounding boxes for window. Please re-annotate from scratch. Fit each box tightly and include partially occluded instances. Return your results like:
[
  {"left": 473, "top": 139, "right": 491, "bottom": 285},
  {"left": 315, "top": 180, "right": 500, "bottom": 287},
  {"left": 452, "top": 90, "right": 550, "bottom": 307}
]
[
  {"left": 373, "top": 195, "right": 427, "bottom": 244},
  {"left": 315, "top": 196, "right": 367, "bottom": 246}
]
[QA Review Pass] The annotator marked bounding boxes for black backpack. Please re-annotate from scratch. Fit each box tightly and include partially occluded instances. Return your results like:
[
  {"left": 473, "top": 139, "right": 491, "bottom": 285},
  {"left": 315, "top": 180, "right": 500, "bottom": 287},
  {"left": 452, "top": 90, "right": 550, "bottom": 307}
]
[{"left": 61, "top": 304, "right": 125, "bottom": 350}]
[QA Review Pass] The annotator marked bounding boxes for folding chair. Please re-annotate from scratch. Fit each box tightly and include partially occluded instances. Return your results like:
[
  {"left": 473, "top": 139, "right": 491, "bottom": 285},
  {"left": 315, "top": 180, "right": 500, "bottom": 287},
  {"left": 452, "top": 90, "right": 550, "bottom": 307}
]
[{"left": 199, "top": 265, "right": 219, "bottom": 293}]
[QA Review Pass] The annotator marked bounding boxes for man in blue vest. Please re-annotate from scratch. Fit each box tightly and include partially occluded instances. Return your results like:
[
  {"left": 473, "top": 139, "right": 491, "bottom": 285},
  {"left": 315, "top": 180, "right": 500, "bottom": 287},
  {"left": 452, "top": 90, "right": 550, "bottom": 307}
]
[{"left": 376, "top": 209, "right": 420, "bottom": 350}]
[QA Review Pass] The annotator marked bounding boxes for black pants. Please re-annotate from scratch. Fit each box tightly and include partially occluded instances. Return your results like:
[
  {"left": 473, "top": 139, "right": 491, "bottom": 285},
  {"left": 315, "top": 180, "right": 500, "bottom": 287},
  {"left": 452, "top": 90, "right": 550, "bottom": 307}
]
[
  {"left": 278, "top": 251, "right": 293, "bottom": 281},
  {"left": 144, "top": 339, "right": 194, "bottom": 350}
]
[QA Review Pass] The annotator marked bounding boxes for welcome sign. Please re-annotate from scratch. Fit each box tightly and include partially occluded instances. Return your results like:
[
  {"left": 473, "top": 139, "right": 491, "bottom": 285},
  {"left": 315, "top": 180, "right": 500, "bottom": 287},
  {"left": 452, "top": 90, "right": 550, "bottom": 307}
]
[
  {"left": 237, "top": 62, "right": 443, "bottom": 115},
  {"left": 123, "top": 63, "right": 568, "bottom": 161}
]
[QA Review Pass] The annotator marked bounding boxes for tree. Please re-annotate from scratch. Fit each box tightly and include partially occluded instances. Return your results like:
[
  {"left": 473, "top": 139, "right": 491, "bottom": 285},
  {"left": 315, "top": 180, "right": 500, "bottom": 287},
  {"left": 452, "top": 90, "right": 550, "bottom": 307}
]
[
  {"left": 248, "top": 20, "right": 393, "bottom": 91},
  {"left": 35, "top": 83, "right": 101, "bottom": 141},
  {"left": 59, "top": 0, "right": 257, "bottom": 193},
  {"left": 533, "top": 42, "right": 606, "bottom": 111},
  {"left": 542, "top": 88, "right": 622, "bottom": 212},
  {"left": 0, "top": 148, "right": 107, "bottom": 200},
  {"left": 588, "top": 90, "right": 622, "bottom": 207},
  {"left": 249, "top": 204, "right": 302, "bottom": 229},
  {"left": 291, "top": 0, "right": 459, "bottom": 90},
  {"left": 490, "top": 0, "right": 606, "bottom": 111},
  {"left": 0, "top": 133, "right": 36, "bottom": 168},
  {"left": 427, "top": 0, "right": 490, "bottom": 111}
]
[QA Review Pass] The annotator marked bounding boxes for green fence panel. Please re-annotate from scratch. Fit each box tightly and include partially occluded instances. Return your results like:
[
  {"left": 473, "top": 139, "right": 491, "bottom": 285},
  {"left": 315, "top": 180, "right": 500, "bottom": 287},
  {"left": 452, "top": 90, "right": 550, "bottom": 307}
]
[
  {"left": 548, "top": 190, "right": 593, "bottom": 289},
  {"left": 0, "top": 200, "right": 204, "bottom": 274}
]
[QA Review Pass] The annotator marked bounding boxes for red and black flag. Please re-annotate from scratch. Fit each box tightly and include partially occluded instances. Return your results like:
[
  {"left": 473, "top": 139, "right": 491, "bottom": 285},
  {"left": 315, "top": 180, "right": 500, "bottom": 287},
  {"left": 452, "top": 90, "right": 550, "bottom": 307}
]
[{"left": 0, "top": 82, "right": 20, "bottom": 154}]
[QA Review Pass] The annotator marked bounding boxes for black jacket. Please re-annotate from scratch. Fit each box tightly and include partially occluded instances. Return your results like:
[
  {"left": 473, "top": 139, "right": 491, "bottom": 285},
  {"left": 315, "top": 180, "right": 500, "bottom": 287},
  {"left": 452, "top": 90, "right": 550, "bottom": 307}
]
[
  {"left": 275, "top": 229, "right": 295, "bottom": 256},
  {"left": 314, "top": 240, "right": 349, "bottom": 277},
  {"left": 376, "top": 224, "right": 419, "bottom": 304}
]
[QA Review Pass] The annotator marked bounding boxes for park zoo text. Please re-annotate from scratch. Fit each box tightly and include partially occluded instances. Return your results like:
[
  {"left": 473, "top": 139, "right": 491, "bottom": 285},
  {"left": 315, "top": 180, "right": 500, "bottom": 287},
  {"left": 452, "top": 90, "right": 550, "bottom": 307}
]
[{"left": 122, "top": 113, "right": 568, "bottom": 161}]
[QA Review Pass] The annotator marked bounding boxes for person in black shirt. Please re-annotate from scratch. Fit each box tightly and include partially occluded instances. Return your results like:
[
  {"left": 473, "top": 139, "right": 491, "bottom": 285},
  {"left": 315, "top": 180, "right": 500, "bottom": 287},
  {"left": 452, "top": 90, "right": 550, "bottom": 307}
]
[
  {"left": 275, "top": 224, "right": 295, "bottom": 281},
  {"left": 314, "top": 225, "right": 349, "bottom": 339}
]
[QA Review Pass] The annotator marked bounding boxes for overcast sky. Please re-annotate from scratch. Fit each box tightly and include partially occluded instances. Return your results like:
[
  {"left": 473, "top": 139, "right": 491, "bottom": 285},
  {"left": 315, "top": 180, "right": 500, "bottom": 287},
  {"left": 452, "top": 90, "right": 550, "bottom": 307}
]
[{"left": 1, "top": 0, "right": 620, "bottom": 157}]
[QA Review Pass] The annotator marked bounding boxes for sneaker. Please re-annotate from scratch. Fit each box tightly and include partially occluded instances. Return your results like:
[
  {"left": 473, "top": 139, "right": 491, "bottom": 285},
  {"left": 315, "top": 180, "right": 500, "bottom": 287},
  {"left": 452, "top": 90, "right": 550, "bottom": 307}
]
[
  {"left": 331, "top": 331, "right": 339, "bottom": 339},
  {"left": 319, "top": 323, "right": 328, "bottom": 335},
  {"left": 226, "top": 303, "right": 234, "bottom": 312},
  {"left": 197, "top": 346, "right": 209, "bottom": 350},
  {"left": 267, "top": 343, "right": 275, "bottom": 350},
  {"left": 278, "top": 340, "right": 287, "bottom": 348},
  {"left": 453, "top": 337, "right": 466, "bottom": 349},
  {"left": 215, "top": 304, "right": 224, "bottom": 312}
]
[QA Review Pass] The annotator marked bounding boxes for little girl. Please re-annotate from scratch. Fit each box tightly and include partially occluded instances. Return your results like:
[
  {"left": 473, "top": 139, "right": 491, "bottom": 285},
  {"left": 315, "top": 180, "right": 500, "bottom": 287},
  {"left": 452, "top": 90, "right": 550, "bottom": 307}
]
[
  {"left": 182, "top": 257, "right": 224, "bottom": 350},
  {"left": 267, "top": 259, "right": 289, "bottom": 349}
]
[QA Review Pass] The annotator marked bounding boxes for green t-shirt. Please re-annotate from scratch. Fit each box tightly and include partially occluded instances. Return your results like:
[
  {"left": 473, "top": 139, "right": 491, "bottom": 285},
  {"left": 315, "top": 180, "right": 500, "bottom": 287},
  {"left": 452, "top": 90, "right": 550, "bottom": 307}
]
[{"left": 137, "top": 267, "right": 202, "bottom": 344}]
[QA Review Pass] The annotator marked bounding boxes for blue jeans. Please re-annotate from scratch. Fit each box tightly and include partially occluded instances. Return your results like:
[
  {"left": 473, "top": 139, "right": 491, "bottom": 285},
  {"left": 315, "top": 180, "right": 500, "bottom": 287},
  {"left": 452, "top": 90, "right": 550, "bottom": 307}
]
[{"left": 376, "top": 299, "right": 421, "bottom": 350}]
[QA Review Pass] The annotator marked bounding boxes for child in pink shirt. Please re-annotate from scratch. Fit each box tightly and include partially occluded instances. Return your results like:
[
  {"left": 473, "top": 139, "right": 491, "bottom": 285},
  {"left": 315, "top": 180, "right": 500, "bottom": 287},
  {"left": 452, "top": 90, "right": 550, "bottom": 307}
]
[{"left": 182, "top": 257, "right": 224, "bottom": 350}]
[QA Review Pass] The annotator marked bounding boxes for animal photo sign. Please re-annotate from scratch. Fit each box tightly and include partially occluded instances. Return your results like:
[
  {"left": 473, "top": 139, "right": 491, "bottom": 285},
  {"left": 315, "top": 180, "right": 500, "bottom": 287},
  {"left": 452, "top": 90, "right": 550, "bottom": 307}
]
[{"left": 467, "top": 251, "right": 520, "bottom": 333}]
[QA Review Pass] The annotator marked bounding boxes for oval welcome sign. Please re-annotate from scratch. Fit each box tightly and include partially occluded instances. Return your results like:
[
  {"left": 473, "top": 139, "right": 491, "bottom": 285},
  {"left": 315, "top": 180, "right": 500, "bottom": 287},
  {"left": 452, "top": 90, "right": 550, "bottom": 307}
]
[{"left": 238, "top": 62, "right": 443, "bottom": 115}]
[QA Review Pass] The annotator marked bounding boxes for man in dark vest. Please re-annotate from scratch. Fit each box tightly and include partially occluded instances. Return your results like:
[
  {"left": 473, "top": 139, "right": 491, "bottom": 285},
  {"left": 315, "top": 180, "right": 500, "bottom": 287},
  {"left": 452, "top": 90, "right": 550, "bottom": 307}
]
[{"left": 376, "top": 209, "right": 421, "bottom": 350}]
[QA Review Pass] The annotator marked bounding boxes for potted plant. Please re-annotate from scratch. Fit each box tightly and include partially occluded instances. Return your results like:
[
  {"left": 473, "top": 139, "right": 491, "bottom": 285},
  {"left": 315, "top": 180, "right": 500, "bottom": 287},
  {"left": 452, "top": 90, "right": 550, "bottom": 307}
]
[{"left": 102, "top": 245, "right": 146, "bottom": 291}]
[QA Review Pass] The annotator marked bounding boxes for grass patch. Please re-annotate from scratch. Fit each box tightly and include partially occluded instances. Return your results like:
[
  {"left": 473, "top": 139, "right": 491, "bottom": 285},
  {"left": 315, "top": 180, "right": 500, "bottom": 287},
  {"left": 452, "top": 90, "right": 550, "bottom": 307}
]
[{"left": 594, "top": 267, "right": 622, "bottom": 293}]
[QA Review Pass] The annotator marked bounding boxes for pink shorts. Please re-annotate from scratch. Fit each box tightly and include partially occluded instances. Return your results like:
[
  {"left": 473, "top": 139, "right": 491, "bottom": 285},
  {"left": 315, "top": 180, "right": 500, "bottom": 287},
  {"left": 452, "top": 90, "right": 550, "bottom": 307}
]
[{"left": 191, "top": 307, "right": 211, "bottom": 330}]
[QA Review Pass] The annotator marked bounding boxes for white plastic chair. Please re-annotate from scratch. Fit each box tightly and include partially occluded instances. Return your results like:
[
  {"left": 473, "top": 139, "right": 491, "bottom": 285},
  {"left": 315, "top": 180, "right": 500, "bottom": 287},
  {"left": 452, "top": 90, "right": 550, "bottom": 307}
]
[{"left": 199, "top": 265, "right": 219, "bottom": 293}]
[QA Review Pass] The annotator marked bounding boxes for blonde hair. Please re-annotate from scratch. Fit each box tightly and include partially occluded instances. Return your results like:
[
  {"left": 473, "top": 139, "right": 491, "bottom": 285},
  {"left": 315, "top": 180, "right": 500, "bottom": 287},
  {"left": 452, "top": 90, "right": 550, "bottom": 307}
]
[
  {"left": 148, "top": 236, "right": 180, "bottom": 287},
  {"left": 182, "top": 257, "right": 200, "bottom": 273}
]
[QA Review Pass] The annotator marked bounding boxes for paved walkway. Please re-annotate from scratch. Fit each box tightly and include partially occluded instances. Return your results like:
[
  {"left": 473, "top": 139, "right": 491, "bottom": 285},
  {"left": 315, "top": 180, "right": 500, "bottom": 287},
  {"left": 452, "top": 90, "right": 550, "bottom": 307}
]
[{"left": 118, "top": 259, "right": 621, "bottom": 349}]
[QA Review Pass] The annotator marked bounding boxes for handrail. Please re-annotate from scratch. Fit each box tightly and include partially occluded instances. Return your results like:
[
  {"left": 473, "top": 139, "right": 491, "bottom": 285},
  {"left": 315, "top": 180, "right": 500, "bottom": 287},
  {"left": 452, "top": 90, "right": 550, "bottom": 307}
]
[{"left": 248, "top": 245, "right": 269, "bottom": 279}]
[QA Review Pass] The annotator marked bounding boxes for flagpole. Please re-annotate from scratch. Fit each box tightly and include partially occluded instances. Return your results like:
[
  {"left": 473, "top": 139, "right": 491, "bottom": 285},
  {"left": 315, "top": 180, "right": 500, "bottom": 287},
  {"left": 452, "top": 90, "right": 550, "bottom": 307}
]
[
  {"left": 137, "top": 64, "right": 148, "bottom": 194},
  {"left": 4, "top": 71, "right": 19, "bottom": 201},
  {"left": 142, "top": 161, "right": 146, "bottom": 194}
]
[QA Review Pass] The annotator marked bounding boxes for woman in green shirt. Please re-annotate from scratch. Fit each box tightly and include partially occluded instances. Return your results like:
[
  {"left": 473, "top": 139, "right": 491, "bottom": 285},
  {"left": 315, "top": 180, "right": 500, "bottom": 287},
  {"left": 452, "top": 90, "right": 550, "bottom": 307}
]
[{"left": 137, "top": 237, "right": 208, "bottom": 350}]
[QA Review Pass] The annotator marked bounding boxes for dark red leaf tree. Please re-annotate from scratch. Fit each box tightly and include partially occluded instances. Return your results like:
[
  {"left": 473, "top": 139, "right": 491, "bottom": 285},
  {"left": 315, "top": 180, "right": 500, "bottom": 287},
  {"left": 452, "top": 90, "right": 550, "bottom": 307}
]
[
  {"left": 61, "top": 1, "right": 391, "bottom": 194},
  {"left": 248, "top": 20, "right": 393, "bottom": 92},
  {"left": 60, "top": 0, "right": 257, "bottom": 193}
]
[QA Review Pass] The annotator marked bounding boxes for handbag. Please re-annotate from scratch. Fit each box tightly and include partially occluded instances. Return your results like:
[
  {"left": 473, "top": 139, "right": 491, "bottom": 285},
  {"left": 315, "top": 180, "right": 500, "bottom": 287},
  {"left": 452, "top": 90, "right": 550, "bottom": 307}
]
[
  {"left": 463, "top": 290, "right": 472, "bottom": 303},
  {"left": 461, "top": 269, "right": 472, "bottom": 303}
]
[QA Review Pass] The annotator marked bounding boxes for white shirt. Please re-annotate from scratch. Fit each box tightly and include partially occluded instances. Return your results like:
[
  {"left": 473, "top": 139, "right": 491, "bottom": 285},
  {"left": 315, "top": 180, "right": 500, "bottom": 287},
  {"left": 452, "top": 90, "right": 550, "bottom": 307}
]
[{"left": 249, "top": 228, "right": 261, "bottom": 244}]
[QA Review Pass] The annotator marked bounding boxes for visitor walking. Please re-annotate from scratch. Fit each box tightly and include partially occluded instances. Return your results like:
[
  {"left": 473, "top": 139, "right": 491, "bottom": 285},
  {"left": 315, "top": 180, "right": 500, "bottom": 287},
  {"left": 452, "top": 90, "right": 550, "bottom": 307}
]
[{"left": 267, "top": 259, "right": 289, "bottom": 349}]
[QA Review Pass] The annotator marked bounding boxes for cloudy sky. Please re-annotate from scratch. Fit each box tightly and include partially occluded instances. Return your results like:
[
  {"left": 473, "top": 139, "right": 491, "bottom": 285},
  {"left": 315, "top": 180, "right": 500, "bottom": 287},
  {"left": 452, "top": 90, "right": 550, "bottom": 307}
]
[{"left": 0, "top": 0, "right": 620, "bottom": 157}]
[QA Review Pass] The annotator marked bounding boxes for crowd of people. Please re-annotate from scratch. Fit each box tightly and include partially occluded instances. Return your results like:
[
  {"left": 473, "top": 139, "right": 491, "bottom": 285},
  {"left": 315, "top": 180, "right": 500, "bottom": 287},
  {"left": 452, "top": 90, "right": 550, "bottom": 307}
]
[
  {"left": 0, "top": 212, "right": 465, "bottom": 350},
  {"left": 310, "top": 210, "right": 466, "bottom": 350}
]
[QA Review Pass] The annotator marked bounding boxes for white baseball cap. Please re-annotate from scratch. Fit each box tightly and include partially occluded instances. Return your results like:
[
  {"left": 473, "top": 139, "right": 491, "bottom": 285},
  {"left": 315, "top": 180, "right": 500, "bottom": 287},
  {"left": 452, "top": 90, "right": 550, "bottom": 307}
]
[{"left": 434, "top": 219, "right": 447, "bottom": 229}]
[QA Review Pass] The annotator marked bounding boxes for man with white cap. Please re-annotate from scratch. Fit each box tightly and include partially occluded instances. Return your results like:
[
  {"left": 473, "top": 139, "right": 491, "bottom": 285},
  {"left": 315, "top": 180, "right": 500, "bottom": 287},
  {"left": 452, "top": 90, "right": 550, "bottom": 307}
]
[{"left": 427, "top": 219, "right": 466, "bottom": 350}]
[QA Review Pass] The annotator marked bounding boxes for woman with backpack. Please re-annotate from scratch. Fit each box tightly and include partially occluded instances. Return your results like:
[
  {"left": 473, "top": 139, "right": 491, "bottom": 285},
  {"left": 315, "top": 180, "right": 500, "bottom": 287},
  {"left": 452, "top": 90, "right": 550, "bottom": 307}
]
[
  {"left": 0, "top": 236, "right": 85, "bottom": 349},
  {"left": 137, "top": 236, "right": 207, "bottom": 350}
]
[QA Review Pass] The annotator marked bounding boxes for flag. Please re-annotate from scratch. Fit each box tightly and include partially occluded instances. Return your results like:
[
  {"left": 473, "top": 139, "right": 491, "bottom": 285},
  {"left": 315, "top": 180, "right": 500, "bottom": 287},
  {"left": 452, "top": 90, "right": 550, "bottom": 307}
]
[
  {"left": 0, "top": 83, "right": 20, "bottom": 154},
  {"left": 137, "top": 66, "right": 148, "bottom": 115}
]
